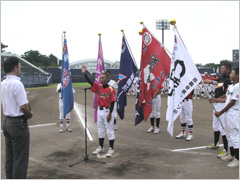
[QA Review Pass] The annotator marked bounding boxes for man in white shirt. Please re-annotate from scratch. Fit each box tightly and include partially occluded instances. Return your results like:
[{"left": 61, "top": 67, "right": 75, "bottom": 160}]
[
  {"left": 56, "top": 83, "right": 75, "bottom": 133},
  {"left": 1, "top": 56, "right": 33, "bottom": 179}
]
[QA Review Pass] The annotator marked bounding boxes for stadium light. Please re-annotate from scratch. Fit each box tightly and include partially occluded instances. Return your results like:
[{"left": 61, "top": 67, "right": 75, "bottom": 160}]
[{"left": 156, "top": 19, "right": 170, "bottom": 45}]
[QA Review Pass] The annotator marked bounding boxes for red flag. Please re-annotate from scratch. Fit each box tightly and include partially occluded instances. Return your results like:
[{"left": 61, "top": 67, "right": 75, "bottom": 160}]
[{"left": 139, "top": 26, "right": 171, "bottom": 120}]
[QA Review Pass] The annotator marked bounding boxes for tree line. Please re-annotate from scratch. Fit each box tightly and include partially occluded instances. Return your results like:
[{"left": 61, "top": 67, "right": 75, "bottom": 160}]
[
  {"left": 1, "top": 43, "right": 61, "bottom": 68},
  {"left": 1, "top": 42, "right": 233, "bottom": 69}
]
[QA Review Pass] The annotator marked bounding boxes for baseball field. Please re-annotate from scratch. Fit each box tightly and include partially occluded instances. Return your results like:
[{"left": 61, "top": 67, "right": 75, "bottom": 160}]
[{"left": 1, "top": 84, "right": 239, "bottom": 179}]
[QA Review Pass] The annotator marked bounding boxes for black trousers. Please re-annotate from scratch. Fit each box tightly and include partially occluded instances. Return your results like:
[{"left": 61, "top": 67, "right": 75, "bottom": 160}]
[{"left": 3, "top": 116, "right": 30, "bottom": 179}]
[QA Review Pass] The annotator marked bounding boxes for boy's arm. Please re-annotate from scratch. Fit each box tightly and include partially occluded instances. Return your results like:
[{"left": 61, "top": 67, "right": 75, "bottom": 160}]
[{"left": 215, "top": 99, "right": 236, "bottom": 117}]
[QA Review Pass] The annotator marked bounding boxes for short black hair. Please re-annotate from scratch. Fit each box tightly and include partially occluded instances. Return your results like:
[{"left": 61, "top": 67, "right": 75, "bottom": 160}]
[
  {"left": 101, "top": 72, "right": 109, "bottom": 79},
  {"left": 222, "top": 63, "right": 232, "bottom": 71},
  {"left": 105, "top": 70, "right": 111, "bottom": 75},
  {"left": 4, "top": 56, "right": 20, "bottom": 73},
  {"left": 233, "top": 67, "right": 239, "bottom": 76}
]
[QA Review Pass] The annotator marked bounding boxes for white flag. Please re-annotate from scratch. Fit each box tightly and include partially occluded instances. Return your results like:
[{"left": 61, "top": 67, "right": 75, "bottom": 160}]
[{"left": 166, "top": 28, "right": 202, "bottom": 137}]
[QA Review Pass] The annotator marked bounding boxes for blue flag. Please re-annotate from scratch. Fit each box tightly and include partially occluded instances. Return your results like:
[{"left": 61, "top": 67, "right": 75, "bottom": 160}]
[
  {"left": 135, "top": 69, "right": 144, "bottom": 126},
  {"left": 117, "top": 35, "right": 137, "bottom": 119},
  {"left": 61, "top": 34, "right": 74, "bottom": 117}
]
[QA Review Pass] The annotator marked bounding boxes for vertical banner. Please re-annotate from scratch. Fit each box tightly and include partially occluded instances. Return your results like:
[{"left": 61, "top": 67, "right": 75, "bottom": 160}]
[
  {"left": 93, "top": 34, "right": 105, "bottom": 122},
  {"left": 166, "top": 28, "right": 202, "bottom": 136},
  {"left": 61, "top": 32, "right": 74, "bottom": 117},
  {"left": 117, "top": 34, "right": 137, "bottom": 119},
  {"left": 136, "top": 25, "right": 171, "bottom": 125}
]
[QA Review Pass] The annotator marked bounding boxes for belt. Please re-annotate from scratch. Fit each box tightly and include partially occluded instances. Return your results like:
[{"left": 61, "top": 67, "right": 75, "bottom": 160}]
[
  {"left": 6, "top": 115, "right": 25, "bottom": 119},
  {"left": 99, "top": 107, "right": 109, "bottom": 110}
]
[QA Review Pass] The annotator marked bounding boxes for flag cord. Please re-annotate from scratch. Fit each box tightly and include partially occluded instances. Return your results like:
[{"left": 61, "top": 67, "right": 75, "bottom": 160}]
[
  {"left": 123, "top": 33, "right": 139, "bottom": 70},
  {"left": 199, "top": 80, "right": 225, "bottom": 130}
]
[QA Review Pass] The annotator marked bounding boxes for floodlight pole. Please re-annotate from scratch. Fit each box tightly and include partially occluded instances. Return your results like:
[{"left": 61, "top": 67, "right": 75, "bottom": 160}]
[
  {"left": 156, "top": 19, "right": 170, "bottom": 45},
  {"left": 162, "top": 22, "right": 164, "bottom": 45}
]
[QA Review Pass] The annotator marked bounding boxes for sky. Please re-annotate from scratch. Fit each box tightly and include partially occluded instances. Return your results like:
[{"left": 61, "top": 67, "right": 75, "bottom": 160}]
[{"left": 1, "top": 1, "right": 239, "bottom": 68}]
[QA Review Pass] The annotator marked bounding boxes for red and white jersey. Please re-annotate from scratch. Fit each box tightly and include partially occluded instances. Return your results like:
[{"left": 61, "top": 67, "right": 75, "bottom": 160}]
[
  {"left": 91, "top": 82, "right": 116, "bottom": 108},
  {"left": 202, "top": 75, "right": 210, "bottom": 80}
]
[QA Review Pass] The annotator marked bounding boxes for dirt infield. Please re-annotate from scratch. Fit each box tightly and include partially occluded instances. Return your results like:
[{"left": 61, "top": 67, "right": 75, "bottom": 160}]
[{"left": 1, "top": 87, "right": 239, "bottom": 179}]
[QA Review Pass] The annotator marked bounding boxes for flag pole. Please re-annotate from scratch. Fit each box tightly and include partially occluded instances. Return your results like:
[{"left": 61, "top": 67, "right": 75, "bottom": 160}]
[
  {"left": 170, "top": 19, "right": 188, "bottom": 50},
  {"left": 98, "top": 33, "right": 105, "bottom": 71},
  {"left": 200, "top": 80, "right": 225, "bottom": 130},
  {"left": 121, "top": 29, "right": 138, "bottom": 70},
  {"left": 62, "top": 32, "right": 64, "bottom": 55}
]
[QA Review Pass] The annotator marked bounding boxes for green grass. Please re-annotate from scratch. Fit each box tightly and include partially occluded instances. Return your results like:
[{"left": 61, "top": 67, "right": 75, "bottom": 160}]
[{"left": 26, "top": 83, "right": 90, "bottom": 90}]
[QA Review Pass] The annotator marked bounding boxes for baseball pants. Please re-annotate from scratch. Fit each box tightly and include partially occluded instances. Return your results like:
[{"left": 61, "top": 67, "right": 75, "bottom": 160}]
[
  {"left": 59, "top": 99, "right": 70, "bottom": 120},
  {"left": 212, "top": 102, "right": 226, "bottom": 135},
  {"left": 225, "top": 110, "right": 239, "bottom": 149},
  {"left": 180, "top": 100, "right": 193, "bottom": 125},
  {"left": 112, "top": 102, "right": 117, "bottom": 120},
  {"left": 150, "top": 95, "right": 161, "bottom": 118},
  {"left": 97, "top": 107, "right": 115, "bottom": 140},
  {"left": 194, "top": 86, "right": 200, "bottom": 97}
]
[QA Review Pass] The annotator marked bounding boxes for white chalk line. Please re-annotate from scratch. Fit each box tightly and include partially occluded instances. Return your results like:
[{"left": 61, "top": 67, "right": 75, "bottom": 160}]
[
  {"left": 29, "top": 123, "right": 57, "bottom": 128},
  {"left": 73, "top": 102, "right": 94, "bottom": 141},
  {"left": 1, "top": 123, "right": 57, "bottom": 133},
  {"left": 172, "top": 144, "right": 223, "bottom": 152}
]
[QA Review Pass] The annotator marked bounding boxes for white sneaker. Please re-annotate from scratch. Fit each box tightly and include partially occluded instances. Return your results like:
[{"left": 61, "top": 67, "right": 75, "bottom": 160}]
[
  {"left": 59, "top": 127, "right": 64, "bottom": 133},
  {"left": 154, "top": 127, "right": 160, "bottom": 134},
  {"left": 147, "top": 126, "right": 155, "bottom": 133},
  {"left": 186, "top": 133, "right": 193, "bottom": 141},
  {"left": 197, "top": 97, "right": 200, "bottom": 99},
  {"left": 113, "top": 125, "right": 118, "bottom": 130},
  {"left": 176, "top": 132, "right": 186, "bottom": 139},
  {"left": 106, "top": 147, "right": 114, "bottom": 157},
  {"left": 217, "top": 149, "right": 229, "bottom": 159},
  {"left": 93, "top": 146, "right": 104, "bottom": 155},
  {"left": 221, "top": 154, "right": 234, "bottom": 162},
  {"left": 227, "top": 158, "right": 239, "bottom": 168},
  {"left": 66, "top": 126, "right": 72, "bottom": 132}
]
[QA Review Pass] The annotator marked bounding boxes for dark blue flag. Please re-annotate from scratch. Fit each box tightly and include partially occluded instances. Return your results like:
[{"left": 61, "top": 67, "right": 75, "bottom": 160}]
[
  {"left": 117, "top": 35, "right": 137, "bottom": 119},
  {"left": 135, "top": 69, "right": 144, "bottom": 126},
  {"left": 61, "top": 33, "right": 74, "bottom": 117}
]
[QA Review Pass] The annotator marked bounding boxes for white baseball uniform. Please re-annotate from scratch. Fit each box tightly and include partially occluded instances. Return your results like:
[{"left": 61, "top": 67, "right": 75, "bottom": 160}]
[
  {"left": 180, "top": 99, "right": 193, "bottom": 126},
  {"left": 224, "top": 83, "right": 239, "bottom": 149},
  {"left": 56, "top": 83, "right": 75, "bottom": 120},
  {"left": 150, "top": 94, "right": 161, "bottom": 118}
]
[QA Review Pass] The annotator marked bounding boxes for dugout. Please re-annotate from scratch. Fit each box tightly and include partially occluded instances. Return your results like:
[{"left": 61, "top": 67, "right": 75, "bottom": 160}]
[{"left": 1, "top": 52, "right": 52, "bottom": 88}]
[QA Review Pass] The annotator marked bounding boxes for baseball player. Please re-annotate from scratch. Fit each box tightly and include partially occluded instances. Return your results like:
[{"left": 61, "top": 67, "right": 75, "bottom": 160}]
[
  {"left": 211, "top": 73, "right": 218, "bottom": 96},
  {"left": 214, "top": 67, "right": 239, "bottom": 168},
  {"left": 106, "top": 70, "right": 118, "bottom": 130},
  {"left": 56, "top": 83, "right": 75, "bottom": 133},
  {"left": 193, "top": 84, "right": 201, "bottom": 100},
  {"left": 202, "top": 72, "right": 211, "bottom": 97},
  {"left": 82, "top": 65, "right": 116, "bottom": 157},
  {"left": 147, "top": 87, "right": 162, "bottom": 134},
  {"left": 176, "top": 91, "right": 194, "bottom": 141},
  {"left": 204, "top": 63, "right": 232, "bottom": 158},
  {"left": 132, "top": 74, "right": 139, "bottom": 95}
]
